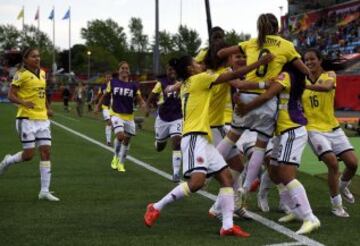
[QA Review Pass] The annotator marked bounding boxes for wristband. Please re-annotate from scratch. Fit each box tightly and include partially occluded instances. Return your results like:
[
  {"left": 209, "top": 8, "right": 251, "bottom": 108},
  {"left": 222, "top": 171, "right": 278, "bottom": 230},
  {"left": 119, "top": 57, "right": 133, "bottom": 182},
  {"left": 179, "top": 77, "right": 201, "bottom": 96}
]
[{"left": 258, "top": 81, "right": 265, "bottom": 89}]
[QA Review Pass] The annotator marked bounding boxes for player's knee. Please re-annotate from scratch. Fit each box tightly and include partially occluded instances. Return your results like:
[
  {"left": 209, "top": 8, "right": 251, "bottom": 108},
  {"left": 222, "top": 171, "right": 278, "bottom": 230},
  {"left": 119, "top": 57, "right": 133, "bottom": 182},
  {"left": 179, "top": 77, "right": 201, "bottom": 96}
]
[
  {"left": 22, "top": 149, "right": 35, "bottom": 161},
  {"left": 40, "top": 148, "right": 51, "bottom": 160},
  {"left": 345, "top": 156, "right": 358, "bottom": 172}
]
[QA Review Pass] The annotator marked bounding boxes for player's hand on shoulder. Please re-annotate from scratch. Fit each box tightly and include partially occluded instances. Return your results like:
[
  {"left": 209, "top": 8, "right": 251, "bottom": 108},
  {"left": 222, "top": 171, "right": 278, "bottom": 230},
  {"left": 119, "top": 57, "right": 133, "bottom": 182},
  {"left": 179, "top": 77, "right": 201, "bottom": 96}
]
[{"left": 259, "top": 53, "right": 275, "bottom": 65}]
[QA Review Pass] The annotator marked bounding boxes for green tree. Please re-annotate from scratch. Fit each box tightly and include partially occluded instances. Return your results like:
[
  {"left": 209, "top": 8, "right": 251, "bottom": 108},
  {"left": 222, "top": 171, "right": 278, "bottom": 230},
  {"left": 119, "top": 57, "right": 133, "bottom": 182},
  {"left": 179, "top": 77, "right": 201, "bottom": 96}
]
[
  {"left": 174, "top": 25, "right": 201, "bottom": 56},
  {"left": 158, "top": 30, "right": 175, "bottom": 54},
  {"left": 224, "top": 29, "right": 251, "bottom": 45},
  {"left": 0, "top": 24, "right": 20, "bottom": 50},
  {"left": 81, "top": 19, "right": 127, "bottom": 59}
]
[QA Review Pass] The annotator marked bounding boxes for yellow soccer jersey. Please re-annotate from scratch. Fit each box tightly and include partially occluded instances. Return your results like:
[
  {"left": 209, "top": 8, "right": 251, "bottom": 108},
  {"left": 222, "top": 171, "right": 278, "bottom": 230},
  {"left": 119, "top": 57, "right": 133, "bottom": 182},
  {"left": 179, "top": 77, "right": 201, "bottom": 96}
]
[
  {"left": 194, "top": 48, "right": 208, "bottom": 63},
  {"left": 302, "top": 71, "right": 339, "bottom": 132},
  {"left": 182, "top": 71, "right": 219, "bottom": 141},
  {"left": 151, "top": 81, "right": 164, "bottom": 105},
  {"left": 209, "top": 67, "right": 231, "bottom": 127},
  {"left": 224, "top": 91, "right": 233, "bottom": 125},
  {"left": 11, "top": 68, "right": 48, "bottom": 120},
  {"left": 239, "top": 35, "right": 301, "bottom": 93},
  {"left": 275, "top": 72, "right": 301, "bottom": 135}
]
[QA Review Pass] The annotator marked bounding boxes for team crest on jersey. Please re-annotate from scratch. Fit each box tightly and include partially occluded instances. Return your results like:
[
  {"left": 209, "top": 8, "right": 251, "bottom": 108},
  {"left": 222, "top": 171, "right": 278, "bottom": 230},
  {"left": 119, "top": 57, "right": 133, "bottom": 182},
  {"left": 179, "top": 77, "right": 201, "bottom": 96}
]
[{"left": 196, "top": 156, "right": 204, "bottom": 164}]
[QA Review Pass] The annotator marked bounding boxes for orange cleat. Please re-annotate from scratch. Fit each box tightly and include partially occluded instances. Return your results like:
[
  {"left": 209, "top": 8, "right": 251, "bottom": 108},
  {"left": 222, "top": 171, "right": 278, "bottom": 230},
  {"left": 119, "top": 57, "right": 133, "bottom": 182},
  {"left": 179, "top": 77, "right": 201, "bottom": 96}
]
[
  {"left": 249, "top": 178, "right": 260, "bottom": 192},
  {"left": 220, "top": 225, "right": 250, "bottom": 238},
  {"left": 144, "top": 203, "right": 160, "bottom": 227}
]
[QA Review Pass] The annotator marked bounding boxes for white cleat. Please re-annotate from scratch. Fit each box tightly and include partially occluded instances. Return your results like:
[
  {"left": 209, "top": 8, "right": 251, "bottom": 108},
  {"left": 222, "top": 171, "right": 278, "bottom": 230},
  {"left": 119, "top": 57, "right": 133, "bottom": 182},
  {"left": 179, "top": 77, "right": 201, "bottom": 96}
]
[
  {"left": 0, "top": 154, "right": 11, "bottom": 176},
  {"left": 257, "top": 193, "right": 270, "bottom": 212},
  {"left": 296, "top": 217, "right": 321, "bottom": 235},
  {"left": 38, "top": 191, "right": 60, "bottom": 202},
  {"left": 278, "top": 213, "right": 297, "bottom": 223},
  {"left": 234, "top": 207, "right": 253, "bottom": 220},
  {"left": 331, "top": 205, "right": 350, "bottom": 218},
  {"left": 341, "top": 187, "right": 355, "bottom": 204}
]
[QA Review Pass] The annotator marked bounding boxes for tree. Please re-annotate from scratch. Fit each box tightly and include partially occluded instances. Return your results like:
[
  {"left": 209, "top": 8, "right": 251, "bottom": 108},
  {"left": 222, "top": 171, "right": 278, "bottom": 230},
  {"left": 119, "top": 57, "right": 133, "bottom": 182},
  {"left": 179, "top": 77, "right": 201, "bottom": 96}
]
[
  {"left": 0, "top": 24, "right": 20, "bottom": 50},
  {"left": 224, "top": 29, "right": 251, "bottom": 45},
  {"left": 81, "top": 19, "right": 128, "bottom": 59},
  {"left": 174, "top": 25, "right": 201, "bottom": 56},
  {"left": 158, "top": 30, "right": 175, "bottom": 54}
]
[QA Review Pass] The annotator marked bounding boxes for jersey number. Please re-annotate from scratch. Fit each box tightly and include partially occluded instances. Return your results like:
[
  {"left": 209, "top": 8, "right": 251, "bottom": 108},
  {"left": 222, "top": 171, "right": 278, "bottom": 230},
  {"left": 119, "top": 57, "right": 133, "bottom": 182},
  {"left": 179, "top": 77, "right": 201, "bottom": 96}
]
[
  {"left": 182, "top": 93, "right": 189, "bottom": 121},
  {"left": 309, "top": 95, "right": 319, "bottom": 108},
  {"left": 38, "top": 89, "right": 46, "bottom": 99},
  {"left": 255, "top": 48, "right": 270, "bottom": 77}
]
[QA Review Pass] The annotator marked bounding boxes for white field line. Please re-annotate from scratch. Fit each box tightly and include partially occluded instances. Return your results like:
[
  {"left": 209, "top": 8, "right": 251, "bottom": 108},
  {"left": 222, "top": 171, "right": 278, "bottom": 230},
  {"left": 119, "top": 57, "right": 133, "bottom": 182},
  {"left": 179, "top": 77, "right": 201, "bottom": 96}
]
[
  {"left": 51, "top": 120, "right": 325, "bottom": 246},
  {"left": 54, "top": 113, "right": 80, "bottom": 122},
  {"left": 264, "top": 242, "right": 305, "bottom": 246}
]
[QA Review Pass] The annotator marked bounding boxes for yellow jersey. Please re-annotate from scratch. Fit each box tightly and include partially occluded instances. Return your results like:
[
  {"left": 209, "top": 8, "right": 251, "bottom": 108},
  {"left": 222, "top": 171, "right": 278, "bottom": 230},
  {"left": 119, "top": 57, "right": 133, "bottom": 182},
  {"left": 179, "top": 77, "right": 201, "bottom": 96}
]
[
  {"left": 224, "top": 91, "right": 233, "bottom": 125},
  {"left": 11, "top": 68, "right": 48, "bottom": 120},
  {"left": 239, "top": 35, "right": 301, "bottom": 93},
  {"left": 302, "top": 71, "right": 339, "bottom": 132},
  {"left": 151, "top": 81, "right": 164, "bottom": 105},
  {"left": 275, "top": 72, "right": 302, "bottom": 135},
  {"left": 194, "top": 48, "right": 208, "bottom": 63},
  {"left": 209, "top": 67, "right": 231, "bottom": 127},
  {"left": 181, "top": 71, "right": 219, "bottom": 141}
]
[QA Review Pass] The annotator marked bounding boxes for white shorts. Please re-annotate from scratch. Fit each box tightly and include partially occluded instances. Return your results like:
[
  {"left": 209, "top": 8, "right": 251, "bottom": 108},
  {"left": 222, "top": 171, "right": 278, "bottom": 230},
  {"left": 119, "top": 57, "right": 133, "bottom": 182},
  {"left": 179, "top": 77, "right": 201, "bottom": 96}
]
[
  {"left": 102, "top": 108, "right": 110, "bottom": 121},
  {"left": 224, "top": 124, "right": 231, "bottom": 133},
  {"left": 211, "top": 126, "right": 241, "bottom": 160},
  {"left": 155, "top": 116, "right": 182, "bottom": 142},
  {"left": 111, "top": 115, "right": 136, "bottom": 136},
  {"left": 308, "top": 127, "right": 354, "bottom": 159},
  {"left": 232, "top": 93, "right": 277, "bottom": 140},
  {"left": 16, "top": 119, "right": 51, "bottom": 149},
  {"left": 236, "top": 130, "right": 274, "bottom": 159},
  {"left": 181, "top": 134, "right": 227, "bottom": 178},
  {"left": 271, "top": 126, "right": 307, "bottom": 166}
]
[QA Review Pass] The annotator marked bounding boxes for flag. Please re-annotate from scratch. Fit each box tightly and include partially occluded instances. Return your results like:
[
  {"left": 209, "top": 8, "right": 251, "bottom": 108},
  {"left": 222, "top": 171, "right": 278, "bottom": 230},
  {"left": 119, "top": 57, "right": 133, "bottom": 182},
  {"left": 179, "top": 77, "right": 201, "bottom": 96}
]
[
  {"left": 34, "top": 7, "right": 40, "bottom": 20},
  {"left": 62, "top": 8, "right": 70, "bottom": 20},
  {"left": 337, "top": 13, "right": 360, "bottom": 26},
  {"left": 48, "top": 8, "right": 54, "bottom": 20},
  {"left": 17, "top": 7, "right": 24, "bottom": 20}
]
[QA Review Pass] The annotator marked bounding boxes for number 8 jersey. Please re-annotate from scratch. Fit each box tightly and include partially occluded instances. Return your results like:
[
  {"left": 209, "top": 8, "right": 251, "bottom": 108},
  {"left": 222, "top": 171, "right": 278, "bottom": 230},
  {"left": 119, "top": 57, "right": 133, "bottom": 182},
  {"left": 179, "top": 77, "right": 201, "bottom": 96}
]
[
  {"left": 302, "top": 71, "right": 339, "bottom": 132},
  {"left": 11, "top": 68, "right": 48, "bottom": 120},
  {"left": 239, "top": 35, "right": 301, "bottom": 93}
]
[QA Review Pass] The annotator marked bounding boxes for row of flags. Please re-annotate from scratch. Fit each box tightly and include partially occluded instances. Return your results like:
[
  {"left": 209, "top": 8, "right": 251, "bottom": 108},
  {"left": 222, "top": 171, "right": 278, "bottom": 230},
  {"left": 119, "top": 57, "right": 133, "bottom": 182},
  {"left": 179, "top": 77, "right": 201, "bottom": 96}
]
[{"left": 16, "top": 7, "right": 71, "bottom": 21}]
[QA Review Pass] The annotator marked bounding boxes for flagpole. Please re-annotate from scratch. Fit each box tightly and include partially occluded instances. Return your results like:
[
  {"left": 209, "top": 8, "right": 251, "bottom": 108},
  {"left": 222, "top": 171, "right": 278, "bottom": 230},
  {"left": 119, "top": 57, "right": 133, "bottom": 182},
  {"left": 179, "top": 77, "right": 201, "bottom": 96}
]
[
  {"left": 52, "top": 6, "right": 56, "bottom": 77},
  {"left": 22, "top": 6, "right": 25, "bottom": 47},
  {"left": 37, "top": 7, "right": 40, "bottom": 31},
  {"left": 68, "top": 7, "right": 72, "bottom": 83}
]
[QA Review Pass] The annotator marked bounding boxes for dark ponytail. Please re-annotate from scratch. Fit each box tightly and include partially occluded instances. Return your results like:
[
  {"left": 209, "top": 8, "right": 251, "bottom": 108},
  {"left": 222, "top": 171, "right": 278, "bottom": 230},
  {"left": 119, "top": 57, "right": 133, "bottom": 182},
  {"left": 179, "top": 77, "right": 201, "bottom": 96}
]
[
  {"left": 257, "top": 13, "right": 279, "bottom": 49},
  {"left": 172, "top": 56, "right": 193, "bottom": 81}
]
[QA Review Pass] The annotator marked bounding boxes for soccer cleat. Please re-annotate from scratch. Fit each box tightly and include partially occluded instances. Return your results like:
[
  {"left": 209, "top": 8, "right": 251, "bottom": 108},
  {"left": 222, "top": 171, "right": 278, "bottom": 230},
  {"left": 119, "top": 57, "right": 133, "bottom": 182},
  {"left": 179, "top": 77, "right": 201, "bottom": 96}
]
[
  {"left": 235, "top": 187, "right": 247, "bottom": 210},
  {"left": 38, "top": 191, "right": 60, "bottom": 202},
  {"left": 278, "top": 202, "right": 290, "bottom": 214},
  {"left": 0, "top": 154, "right": 11, "bottom": 176},
  {"left": 331, "top": 205, "right": 350, "bottom": 218},
  {"left": 257, "top": 193, "right": 270, "bottom": 212},
  {"left": 278, "top": 213, "right": 297, "bottom": 223},
  {"left": 234, "top": 207, "right": 253, "bottom": 220},
  {"left": 249, "top": 178, "right": 260, "bottom": 192},
  {"left": 296, "top": 217, "right": 320, "bottom": 235},
  {"left": 117, "top": 162, "right": 126, "bottom": 172},
  {"left": 341, "top": 187, "right": 355, "bottom": 204},
  {"left": 107, "top": 142, "right": 113, "bottom": 147},
  {"left": 144, "top": 203, "right": 160, "bottom": 227},
  {"left": 172, "top": 174, "right": 180, "bottom": 183},
  {"left": 111, "top": 156, "right": 119, "bottom": 170},
  {"left": 220, "top": 225, "right": 250, "bottom": 238},
  {"left": 208, "top": 204, "right": 222, "bottom": 220}
]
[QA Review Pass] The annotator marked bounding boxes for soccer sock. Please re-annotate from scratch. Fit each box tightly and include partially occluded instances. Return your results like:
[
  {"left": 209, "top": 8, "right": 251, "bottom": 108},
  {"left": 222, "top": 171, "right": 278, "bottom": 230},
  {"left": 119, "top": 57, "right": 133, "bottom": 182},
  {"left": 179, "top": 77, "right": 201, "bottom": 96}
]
[
  {"left": 331, "top": 194, "right": 342, "bottom": 207},
  {"left": 243, "top": 147, "right": 265, "bottom": 192},
  {"left": 216, "top": 136, "right": 235, "bottom": 158},
  {"left": 153, "top": 182, "right": 190, "bottom": 211},
  {"left": 114, "top": 139, "right": 121, "bottom": 157},
  {"left": 286, "top": 179, "right": 314, "bottom": 221},
  {"left": 277, "top": 183, "right": 292, "bottom": 213},
  {"left": 172, "top": 151, "right": 182, "bottom": 176},
  {"left": 40, "top": 161, "right": 51, "bottom": 193},
  {"left": 219, "top": 187, "right": 235, "bottom": 230},
  {"left": 3, "top": 151, "right": 23, "bottom": 167},
  {"left": 105, "top": 125, "right": 112, "bottom": 143},
  {"left": 259, "top": 170, "right": 272, "bottom": 197},
  {"left": 119, "top": 143, "right": 130, "bottom": 163},
  {"left": 339, "top": 177, "right": 351, "bottom": 191}
]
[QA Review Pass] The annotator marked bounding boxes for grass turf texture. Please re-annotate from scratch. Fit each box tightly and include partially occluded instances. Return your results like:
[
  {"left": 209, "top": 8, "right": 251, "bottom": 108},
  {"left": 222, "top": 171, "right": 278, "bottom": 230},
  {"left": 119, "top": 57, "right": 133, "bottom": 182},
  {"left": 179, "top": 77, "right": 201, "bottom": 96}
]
[{"left": 0, "top": 102, "right": 359, "bottom": 246}]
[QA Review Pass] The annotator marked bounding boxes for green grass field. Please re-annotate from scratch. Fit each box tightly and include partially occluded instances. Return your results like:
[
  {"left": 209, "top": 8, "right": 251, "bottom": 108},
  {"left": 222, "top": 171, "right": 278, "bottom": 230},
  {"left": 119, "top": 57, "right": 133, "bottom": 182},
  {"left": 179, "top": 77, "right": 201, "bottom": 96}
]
[{"left": 0, "top": 102, "right": 359, "bottom": 246}]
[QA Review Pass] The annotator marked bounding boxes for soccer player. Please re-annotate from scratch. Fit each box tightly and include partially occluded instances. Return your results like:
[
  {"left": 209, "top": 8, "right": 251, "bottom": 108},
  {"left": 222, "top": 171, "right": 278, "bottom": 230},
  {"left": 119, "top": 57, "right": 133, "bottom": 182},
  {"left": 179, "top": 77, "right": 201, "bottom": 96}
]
[
  {"left": 97, "top": 61, "right": 146, "bottom": 172},
  {"left": 0, "top": 48, "right": 59, "bottom": 202},
  {"left": 95, "top": 73, "right": 113, "bottom": 146},
  {"left": 73, "top": 81, "right": 86, "bottom": 117},
  {"left": 216, "top": 13, "right": 309, "bottom": 206},
  {"left": 236, "top": 62, "right": 320, "bottom": 234},
  {"left": 146, "top": 60, "right": 182, "bottom": 182},
  {"left": 302, "top": 49, "right": 358, "bottom": 217},
  {"left": 144, "top": 53, "right": 273, "bottom": 237}
]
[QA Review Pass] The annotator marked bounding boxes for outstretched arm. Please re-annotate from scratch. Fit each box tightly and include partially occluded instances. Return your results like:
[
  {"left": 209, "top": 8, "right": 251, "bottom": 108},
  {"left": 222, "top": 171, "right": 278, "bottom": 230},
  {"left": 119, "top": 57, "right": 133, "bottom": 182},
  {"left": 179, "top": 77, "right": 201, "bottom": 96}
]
[{"left": 217, "top": 45, "right": 242, "bottom": 59}]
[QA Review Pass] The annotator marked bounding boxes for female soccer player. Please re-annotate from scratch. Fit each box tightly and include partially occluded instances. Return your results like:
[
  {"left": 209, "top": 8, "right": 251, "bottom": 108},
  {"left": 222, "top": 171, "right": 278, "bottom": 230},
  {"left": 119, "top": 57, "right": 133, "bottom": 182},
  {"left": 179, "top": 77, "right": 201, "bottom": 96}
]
[
  {"left": 302, "top": 49, "right": 358, "bottom": 217},
  {"left": 236, "top": 63, "right": 320, "bottom": 234},
  {"left": 216, "top": 13, "right": 310, "bottom": 206},
  {"left": 97, "top": 61, "right": 146, "bottom": 172},
  {"left": 0, "top": 48, "right": 59, "bottom": 202},
  {"left": 144, "top": 53, "right": 272, "bottom": 237},
  {"left": 146, "top": 60, "right": 182, "bottom": 182}
]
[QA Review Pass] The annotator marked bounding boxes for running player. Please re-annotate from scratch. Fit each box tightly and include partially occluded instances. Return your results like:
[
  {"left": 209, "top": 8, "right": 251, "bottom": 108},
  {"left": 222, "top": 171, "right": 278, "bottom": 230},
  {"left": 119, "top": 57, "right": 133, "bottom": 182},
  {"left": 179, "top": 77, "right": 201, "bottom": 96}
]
[
  {"left": 95, "top": 72, "right": 113, "bottom": 146},
  {"left": 236, "top": 62, "right": 320, "bottom": 234},
  {"left": 146, "top": 60, "right": 182, "bottom": 182},
  {"left": 216, "top": 13, "right": 309, "bottom": 206},
  {"left": 302, "top": 48, "right": 358, "bottom": 217},
  {"left": 144, "top": 54, "right": 272, "bottom": 237},
  {"left": 97, "top": 61, "right": 146, "bottom": 172},
  {"left": 0, "top": 48, "right": 59, "bottom": 202}
]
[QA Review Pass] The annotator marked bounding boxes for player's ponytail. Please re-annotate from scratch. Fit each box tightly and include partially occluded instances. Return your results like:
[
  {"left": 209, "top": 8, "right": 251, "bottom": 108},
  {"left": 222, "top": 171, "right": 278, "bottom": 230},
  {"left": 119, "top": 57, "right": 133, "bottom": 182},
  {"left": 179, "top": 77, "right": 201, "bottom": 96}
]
[{"left": 257, "top": 13, "right": 279, "bottom": 49}]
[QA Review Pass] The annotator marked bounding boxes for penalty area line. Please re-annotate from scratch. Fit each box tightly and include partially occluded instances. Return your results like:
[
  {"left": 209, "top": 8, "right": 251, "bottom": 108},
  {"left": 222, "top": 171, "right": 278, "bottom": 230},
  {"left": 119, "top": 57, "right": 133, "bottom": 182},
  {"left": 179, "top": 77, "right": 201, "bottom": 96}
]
[{"left": 51, "top": 120, "right": 324, "bottom": 246}]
